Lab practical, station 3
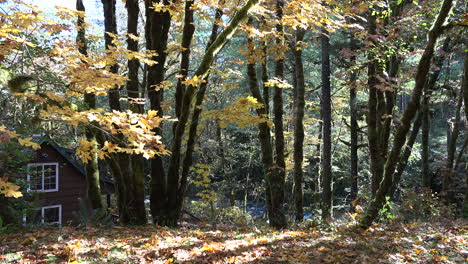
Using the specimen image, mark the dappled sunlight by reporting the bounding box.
[1,220,466,263]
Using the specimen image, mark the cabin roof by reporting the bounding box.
[33,136,113,184]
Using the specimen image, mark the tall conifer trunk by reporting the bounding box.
[349,30,359,210]
[267,0,287,229]
[320,26,332,222]
[293,29,306,222]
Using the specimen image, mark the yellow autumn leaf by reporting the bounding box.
[18,137,41,150]
[0,178,23,198]
[182,75,205,87]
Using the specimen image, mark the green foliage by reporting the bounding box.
[378,196,397,221]
[187,201,254,227]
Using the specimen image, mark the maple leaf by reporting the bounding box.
[18,137,41,150]
[0,177,22,198]
[182,75,206,87]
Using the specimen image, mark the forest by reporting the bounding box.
[0,0,467,263]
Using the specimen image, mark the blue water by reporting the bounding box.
[245,202,313,220]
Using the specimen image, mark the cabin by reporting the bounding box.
[23,137,114,225]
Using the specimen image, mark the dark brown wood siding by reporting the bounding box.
[28,143,86,225]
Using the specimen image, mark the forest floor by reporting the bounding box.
[0,219,467,264]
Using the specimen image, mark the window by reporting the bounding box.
[42,205,61,224]
[27,163,59,192]
[23,205,62,225]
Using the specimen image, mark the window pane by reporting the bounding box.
[29,165,42,191]
[43,165,57,190]
[43,207,60,224]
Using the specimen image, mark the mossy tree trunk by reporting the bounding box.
[246,25,278,227]
[366,10,385,197]
[175,5,223,220]
[146,0,171,225]
[149,0,261,227]
[77,0,103,211]
[422,37,452,188]
[102,0,146,225]
[267,0,287,229]
[126,0,147,224]
[366,1,408,198]
[359,0,454,229]
[390,112,423,198]
[293,28,306,222]
[174,0,195,124]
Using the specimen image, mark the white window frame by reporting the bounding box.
[41,205,62,225]
[22,204,62,225]
[27,162,59,192]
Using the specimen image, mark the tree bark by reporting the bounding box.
[349,29,359,210]
[174,0,195,122]
[268,0,287,229]
[146,0,171,225]
[246,34,275,221]
[422,37,452,188]
[102,0,146,225]
[359,0,453,229]
[126,0,147,224]
[444,88,463,200]
[366,10,385,197]
[321,26,332,222]
[462,49,468,218]
[390,112,423,198]
[77,0,103,211]
[102,0,121,112]
[163,0,262,226]
[174,5,223,222]
[293,28,306,222]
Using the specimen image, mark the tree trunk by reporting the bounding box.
[267,0,287,229]
[421,85,431,188]
[77,0,103,211]
[293,28,306,222]
[126,0,147,224]
[462,49,468,218]
[422,37,452,188]
[245,17,277,225]
[174,0,195,122]
[174,6,223,220]
[102,0,121,112]
[366,10,385,197]
[146,0,171,225]
[162,0,261,226]
[390,112,423,198]
[359,0,453,229]
[320,26,332,222]
[261,40,269,116]
[102,0,146,225]
[444,89,463,200]
[349,29,359,210]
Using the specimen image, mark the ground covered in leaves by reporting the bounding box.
[1,220,467,263]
